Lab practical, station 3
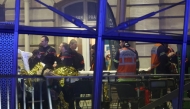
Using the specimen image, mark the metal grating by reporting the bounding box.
[0,32,14,109]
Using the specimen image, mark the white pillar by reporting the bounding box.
[82,38,90,71]
[24,0,30,52]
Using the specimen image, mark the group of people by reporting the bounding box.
[113,40,180,109]
[25,36,86,109]
[19,36,183,109]
[29,36,84,72]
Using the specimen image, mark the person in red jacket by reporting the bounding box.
[114,40,139,81]
[113,40,139,109]
[151,43,171,75]
[150,43,174,109]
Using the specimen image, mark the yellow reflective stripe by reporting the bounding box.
[154,68,156,74]
[114,59,119,63]
[118,78,136,82]
[160,52,165,56]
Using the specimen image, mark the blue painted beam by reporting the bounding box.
[92,0,106,108]
[0,24,189,44]
[0,25,96,38]
[12,0,21,109]
[35,0,95,33]
[105,1,185,34]
[178,0,190,108]
[103,32,184,44]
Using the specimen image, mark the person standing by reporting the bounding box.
[53,42,76,109]
[69,39,84,71]
[39,35,56,70]
[113,40,139,109]
[38,35,56,109]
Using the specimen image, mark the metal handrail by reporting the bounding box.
[0,74,189,79]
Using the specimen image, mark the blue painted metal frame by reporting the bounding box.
[9,0,189,109]
[1,25,190,44]
[178,0,190,108]
[105,0,185,34]
[35,0,95,33]
[92,0,107,108]
[11,0,20,109]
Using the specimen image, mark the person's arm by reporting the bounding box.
[157,46,171,70]
[79,54,85,70]
[114,50,120,69]
[75,53,85,71]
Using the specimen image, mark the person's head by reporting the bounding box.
[69,39,78,50]
[59,42,69,53]
[40,35,49,47]
[162,43,168,47]
[32,49,41,58]
[91,44,95,54]
[120,40,130,48]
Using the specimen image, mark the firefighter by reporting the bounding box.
[69,39,84,71]
[113,40,139,109]
[54,42,75,68]
[151,43,171,75]
[38,35,56,109]
[114,40,139,81]
[69,39,84,109]
[150,43,174,109]
[39,35,56,70]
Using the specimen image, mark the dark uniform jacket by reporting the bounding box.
[151,43,171,74]
[56,51,75,69]
[39,45,56,69]
[70,49,85,71]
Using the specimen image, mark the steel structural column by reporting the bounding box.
[12,0,21,109]
[178,0,190,109]
[92,0,106,109]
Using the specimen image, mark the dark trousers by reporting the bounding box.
[116,82,138,109]
[51,80,79,109]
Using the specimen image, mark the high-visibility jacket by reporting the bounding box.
[151,43,171,74]
[151,43,162,69]
[114,47,138,78]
